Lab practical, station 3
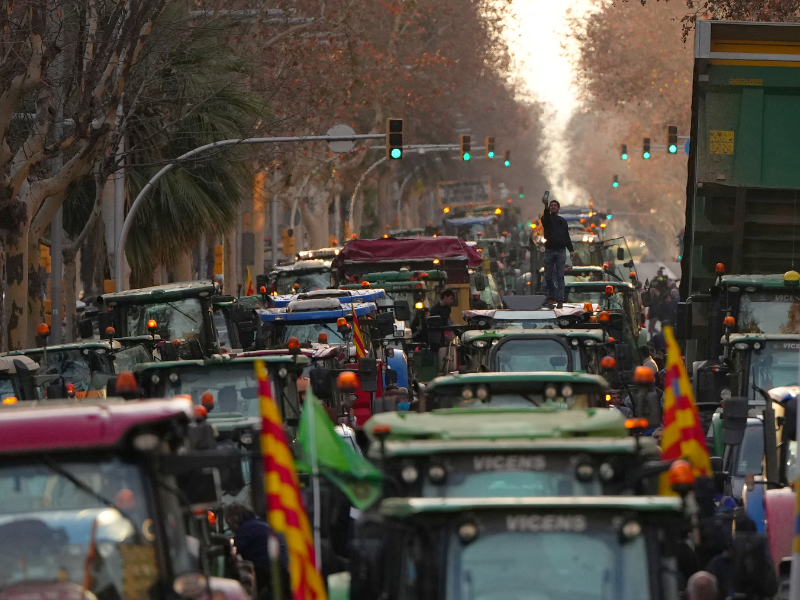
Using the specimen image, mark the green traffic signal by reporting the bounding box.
[504,160,510,167]
[621,144,628,161]
[621,153,628,160]
[643,151,651,159]
[612,181,619,188]
[463,152,471,161]
[391,148,402,159]
[668,144,677,154]
[488,151,495,158]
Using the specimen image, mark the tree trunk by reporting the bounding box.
[300,199,330,249]
[64,254,77,342]
[3,210,30,350]
[173,251,193,282]
[26,234,46,346]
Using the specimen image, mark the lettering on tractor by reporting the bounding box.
[506,514,588,533]
[472,454,546,472]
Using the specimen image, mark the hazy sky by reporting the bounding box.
[506,0,596,204]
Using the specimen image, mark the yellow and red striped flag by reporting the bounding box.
[256,361,327,600]
[659,325,711,494]
[245,267,255,296]
[351,306,367,358]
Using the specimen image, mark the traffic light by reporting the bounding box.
[386,118,403,160]
[612,175,619,188]
[214,245,224,275]
[667,126,677,154]
[607,213,612,220]
[621,145,628,160]
[282,228,295,256]
[503,150,510,167]
[460,135,471,161]
[486,136,495,159]
[643,138,651,159]
[518,187,524,199]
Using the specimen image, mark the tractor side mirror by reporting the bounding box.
[359,358,378,393]
[722,397,749,446]
[617,248,625,261]
[393,301,411,321]
[79,318,94,339]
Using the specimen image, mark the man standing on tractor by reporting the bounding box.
[540,191,574,308]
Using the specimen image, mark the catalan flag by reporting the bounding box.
[659,325,711,494]
[256,361,327,600]
[245,267,255,296]
[351,306,367,358]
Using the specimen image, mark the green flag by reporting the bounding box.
[297,388,383,510]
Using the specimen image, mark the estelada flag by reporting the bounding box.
[659,325,711,494]
[256,361,327,600]
[351,306,367,358]
[245,267,255,296]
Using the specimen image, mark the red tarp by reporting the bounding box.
[332,237,483,268]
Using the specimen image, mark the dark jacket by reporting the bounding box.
[234,516,289,571]
[429,301,452,324]
[541,207,574,252]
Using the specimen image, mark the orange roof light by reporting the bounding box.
[372,424,392,437]
[336,317,348,328]
[600,356,617,369]
[194,405,208,420]
[629,271,636,279]
[2,397,17,405]
[495,207,502,215]
[604,285,614,295]
[483,212,489,217]
[383,234,389,238]
[65,383,76,398]
[37,323,50,336]
[259,286,267,294]
[207,510,217,527]
[292,283,300,291]
[432,259,440,265]
[600,223,607,228]
[502,231,508,236]
[361,281,371,288]
[668,459,696,494]
[507,198,512,203]
[443,206,450,214]
[583,302,593,312]
[351,233,358,239]
[116,371,138,395]
[201,392,215,407]
[633,366,655,384]
[603,263,609,270]
[318,333,328,344]
[607,336,616,344]
[287,337,301,354]
[716,263,725,274]
[724,316,735,327]
[598,311,610,323]
[625,418,649,430]
[147,319,157,331]
[173,339,182,346]
[337,371,359,391]
[105,326,116,337]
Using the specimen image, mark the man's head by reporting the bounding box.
[639,346,652,359]
[440,288,456,305]
[225,502,256,533]
[687,571,718,600]
[548,200,560,214]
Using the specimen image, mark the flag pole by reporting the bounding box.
[789,344,800,600]
[308,394,323,572]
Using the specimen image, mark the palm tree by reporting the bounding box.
[122,11,265,286]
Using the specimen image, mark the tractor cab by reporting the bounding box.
[364,407,662,499]
[422,372,609,411]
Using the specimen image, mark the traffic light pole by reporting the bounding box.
[115,133,384,291]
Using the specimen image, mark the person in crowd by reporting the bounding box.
[429,288,456,324]
[640,346,659,376]
[687,572,719,600]
[540,192,574,308]
[226,503,289,599]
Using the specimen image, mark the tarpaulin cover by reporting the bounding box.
[332,237,482,268]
